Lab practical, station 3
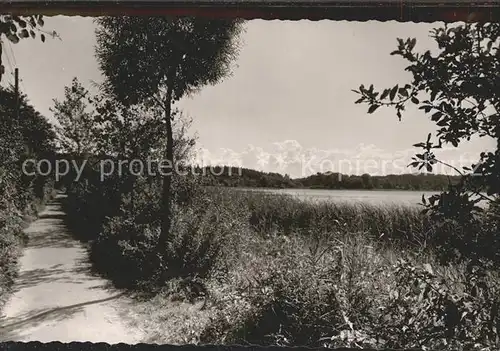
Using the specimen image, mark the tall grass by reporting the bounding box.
[208,187,437,249]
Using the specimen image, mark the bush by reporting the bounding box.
[63,172,124,241]
[0,211,25,301]
[87,176,241,292]
[0,170,56,309]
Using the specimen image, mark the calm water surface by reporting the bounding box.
[240,188,440,207]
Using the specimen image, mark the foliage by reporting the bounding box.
[64,170,500,350]
[353,22,500,265]
[94,16,243,244]
[0,85,56,309]
[91,92,164,159]
[201,165,462,190]
[62,101,202,289]
[0,15,47,82]
[372,259,500,350]
[74,176,237,291]
[94,16,243,105]
[201,221,500,350]
[51,77,97,155]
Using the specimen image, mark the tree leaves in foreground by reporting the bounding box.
[0,15,47,82]
[94,16,243,248]
[353,23,500,265]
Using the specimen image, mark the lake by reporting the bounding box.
[238,188,440,207]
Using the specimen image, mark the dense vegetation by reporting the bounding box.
[0,85,56,308]
[6,17,500,351]
[200,165,461,190]
[62,170,500,349]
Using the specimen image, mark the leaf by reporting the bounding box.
[411,96,419,104]
[426,163,432,172]
[430,90,437,102]
[409,38,417,50]
[380,89,390,100]
[431,112,442,121]
[20,29,29,38]
[41,34,45,42]
[367,104,380,114]
[389,85,398,101]
[17,19,27,28]
[398,87,408,97]
[419,105,432,113]
[6,33,20,44]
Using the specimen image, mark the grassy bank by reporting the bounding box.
[62,176,500,350]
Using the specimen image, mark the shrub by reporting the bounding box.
[0,169,55,309]
[369,258,500,350]
[88,178,241,291]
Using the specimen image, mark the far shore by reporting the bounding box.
[206,186,442,193]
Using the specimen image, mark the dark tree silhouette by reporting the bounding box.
[94,16,243,250]
[353,22,500,264]
[354,23,500,208]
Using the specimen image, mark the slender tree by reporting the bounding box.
[51,77,96,156]
[94,16,243,249]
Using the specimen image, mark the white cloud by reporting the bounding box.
[193,139,486,178]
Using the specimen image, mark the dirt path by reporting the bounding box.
[0,195,145,344]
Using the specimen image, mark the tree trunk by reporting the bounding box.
[158,85,174,251]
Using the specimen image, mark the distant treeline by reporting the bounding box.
[49,156,464,191]
[199,166,463,191]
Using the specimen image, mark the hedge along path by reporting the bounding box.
[0,194,145,344]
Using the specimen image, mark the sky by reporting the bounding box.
[2,16,495,177]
